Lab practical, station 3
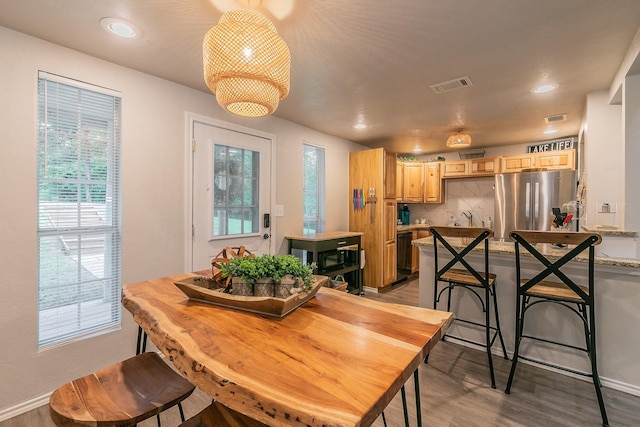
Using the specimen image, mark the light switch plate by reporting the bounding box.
[274,205,284,217]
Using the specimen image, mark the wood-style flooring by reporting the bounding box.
[3,277,639,427]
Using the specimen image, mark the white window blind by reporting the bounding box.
[303,144,325,234]
[37,72,122,349]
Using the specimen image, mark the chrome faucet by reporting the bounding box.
[462,211,472,227]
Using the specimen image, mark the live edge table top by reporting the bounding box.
[122,272,453,427]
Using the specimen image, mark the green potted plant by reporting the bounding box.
[272,255,316,298]
[220,254,315,298]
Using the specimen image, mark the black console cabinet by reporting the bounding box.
[285,231,363,295]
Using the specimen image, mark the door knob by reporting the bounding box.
[263,233,270,239]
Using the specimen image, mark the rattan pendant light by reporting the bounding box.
[446,129,472,148]
[203,9,290,117]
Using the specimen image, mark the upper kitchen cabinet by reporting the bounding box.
[442,157,500,178]
[383,150,397,199]
[402,162,424,202]
[396,161,404,201]
[500,149,575,173]
[424,162,444,203]
[500,153,535,173]
[535,150,575,170]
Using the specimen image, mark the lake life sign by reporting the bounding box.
[527,137,574,153]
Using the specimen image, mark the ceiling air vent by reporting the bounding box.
[544,113,567,124]
[429,76,474,94]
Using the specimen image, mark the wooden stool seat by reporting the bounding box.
[441,268,496,287]
[521,279,588,303]
[180,402,268,427]
[49,352,195,426]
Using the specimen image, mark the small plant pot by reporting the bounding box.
[231,277,253,296]
[275,275,299,298]
[253,278,275,297]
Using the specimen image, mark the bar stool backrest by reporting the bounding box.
[429,226,493,286]
[508,231,602,300]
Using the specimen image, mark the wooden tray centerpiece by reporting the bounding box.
[174,251,324,317]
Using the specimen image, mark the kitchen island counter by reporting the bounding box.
[413,236,640,268]
[416,236,640,394]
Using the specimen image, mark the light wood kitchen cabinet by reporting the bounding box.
[500,149,576,173]
[383,150,397,199]
[402,162,424,202]
[442,160,469,177]
[349,148,397,290]
[469,157,499,175]
[443,157,500,178]
[424,162,444,203]
[383,200,397,286]
[500,153,535,173]
[535,150,575,170]
[396,161,404,201]
[411,229,431,273]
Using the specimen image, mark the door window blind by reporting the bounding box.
[37,72,122,349]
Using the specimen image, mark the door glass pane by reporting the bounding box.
[212,144,259,237]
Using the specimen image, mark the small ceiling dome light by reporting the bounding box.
[543,129,558,135]
[533,83,559,94]
[353,123,367,129]
[447,129,472,148]
[203,9,291,117]
[100,18,141,38]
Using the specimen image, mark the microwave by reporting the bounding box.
[317,249,345,271]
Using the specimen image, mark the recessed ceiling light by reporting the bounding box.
[532,83,559,94]
[412,147,422,153]
[353,123,367,129]
[100,18,141,38]
[543,129,558,135]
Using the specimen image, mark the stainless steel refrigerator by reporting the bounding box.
[494,170,577,240]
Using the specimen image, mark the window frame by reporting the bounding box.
[37,72,122,350]
[302,143,326,234]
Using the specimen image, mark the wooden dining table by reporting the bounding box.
[121,272,453,427]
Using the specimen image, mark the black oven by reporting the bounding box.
[317,249,345,272]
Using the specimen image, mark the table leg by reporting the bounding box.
[414,368,422,427]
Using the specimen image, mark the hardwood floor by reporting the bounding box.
[3,276,639,426]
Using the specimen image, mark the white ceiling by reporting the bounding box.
[2,0,640,154]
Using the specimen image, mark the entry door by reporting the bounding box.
[191,120,273,271]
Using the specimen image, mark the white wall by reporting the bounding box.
[583,91,624,229]
[0,26,364,417]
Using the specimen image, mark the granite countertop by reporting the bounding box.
[397,224,432,232]
[413,236,640,268]
[581,225,637,238]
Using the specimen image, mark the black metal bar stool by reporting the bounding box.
[429,226,508,389]
[505,230,608,427]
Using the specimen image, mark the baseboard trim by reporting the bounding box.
[0,392,52,422]
[442,336,640,397]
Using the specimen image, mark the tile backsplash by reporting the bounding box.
[402,176,495,227]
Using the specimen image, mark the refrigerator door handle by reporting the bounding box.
[533,182,540,226]
[525,182,531,217]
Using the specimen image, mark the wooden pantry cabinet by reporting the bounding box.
[349,148,397,289]
[396,161,404,201]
